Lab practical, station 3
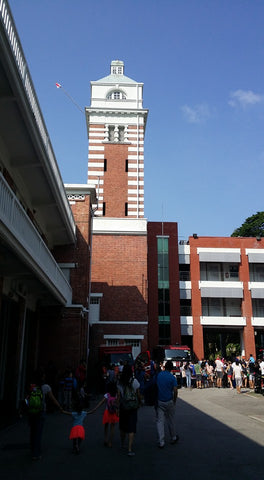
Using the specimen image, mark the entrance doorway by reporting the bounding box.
[203,328,241,361]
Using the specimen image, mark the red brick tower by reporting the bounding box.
[85,61,149,364]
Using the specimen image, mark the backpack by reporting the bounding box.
[107,395,118,415]
[121,381,139,410]
[28,386,43,415]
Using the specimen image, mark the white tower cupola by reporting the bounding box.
[110,60,124,75]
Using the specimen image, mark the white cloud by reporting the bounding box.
[228,89,264,108]
[181,103,211,124]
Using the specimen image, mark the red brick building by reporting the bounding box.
[179,235,264,360]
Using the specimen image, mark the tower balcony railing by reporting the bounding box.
[0,172,72,305]
[0,0,75,236]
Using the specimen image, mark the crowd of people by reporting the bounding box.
[24,353,264,461]
[178,354,264,393]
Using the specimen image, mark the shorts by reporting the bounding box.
[249,374,255,381]
[235,377,242,387]
[216,371,223,379]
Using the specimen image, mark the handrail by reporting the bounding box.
[0,0,75,236]
[0,172,72,305]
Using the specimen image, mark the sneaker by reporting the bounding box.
[128,451,135,456]
[158,443,165,449]
[170,435,179,445]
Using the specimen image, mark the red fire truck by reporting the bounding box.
[136,345,191,382]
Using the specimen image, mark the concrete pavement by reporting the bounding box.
[0,387,264,480]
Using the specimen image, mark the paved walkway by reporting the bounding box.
[0,388,264,480]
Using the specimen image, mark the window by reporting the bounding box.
[180,299,192,316]
[125,340,140,348]
[157,237,170,328]
[106,90,126,100]
[108,126,115,142]
[104,159,107,172]
[102,202,106,216]
[90,298,100,304]
[106,339,119,346]
[125,203,128,216]
[125,159,128,172]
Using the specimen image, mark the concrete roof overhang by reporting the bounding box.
[0,6,76,248]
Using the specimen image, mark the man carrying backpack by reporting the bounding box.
[27,369,62,460]
[156,360,179,449]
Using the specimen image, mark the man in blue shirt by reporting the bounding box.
[156,360,179,448]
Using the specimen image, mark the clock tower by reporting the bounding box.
[85,60,148,218]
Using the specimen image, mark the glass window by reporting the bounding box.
[107,90,126,100]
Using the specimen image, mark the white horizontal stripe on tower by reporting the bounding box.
[127,172,144,177]
[129,140,144,145]
[88,162,105,168]
[88,139,105,143]
[88,132,105,137]
[88,178,104,185]
[88,171,105,176]
[89,145,105,151]
[128,165,144,169]
[128,180,144,186]
[128,147,144,152]
[88,154,105,159]
[128,188,144,194]
[89,127,105,131]
[127,155,144,160]
[127,134,144,139]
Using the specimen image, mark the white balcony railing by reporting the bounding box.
[248,282,264,299]
[199,281,243,298]
[0,172,72,305]
[0,0,75,236]
[200,316,246,327]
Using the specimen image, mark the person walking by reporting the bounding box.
[184,362,192,388]
[117,364,141,456]
[156,360,179,449]
[89,382,119,448]
[233,360,242,394]
[62,395,91,454]
[215,356,224,388]
[27,370,62,460]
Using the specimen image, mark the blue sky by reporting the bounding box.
[9,0,264,239]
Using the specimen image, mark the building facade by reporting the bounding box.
[179,235,264,360]
[0,1,96,417]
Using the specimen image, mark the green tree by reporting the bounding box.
[231,211,264,237]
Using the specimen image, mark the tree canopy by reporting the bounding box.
[231,211,264,237]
